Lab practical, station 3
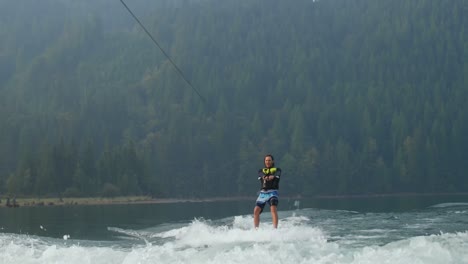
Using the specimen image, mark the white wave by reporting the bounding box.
[430,203,468,208]
[351,232,468,264]
[107,227,151,243]
[150,215,326,248]
[358,229,397,233]
[1,221,468,264]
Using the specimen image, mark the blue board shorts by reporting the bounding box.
[255,190,279,212]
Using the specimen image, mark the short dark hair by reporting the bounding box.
[265,154,274,160]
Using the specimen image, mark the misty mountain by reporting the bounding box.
[0,0,467,198]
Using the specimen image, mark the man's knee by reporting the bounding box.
[254,205,264,215]
[269,197,279,207]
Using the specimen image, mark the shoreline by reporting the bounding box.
[0,196,255,208]
[2,192,468,208]
[313,192,468,199]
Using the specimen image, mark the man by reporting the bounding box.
[253,154,281,229]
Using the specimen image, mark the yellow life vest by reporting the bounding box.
[262,167,277,175]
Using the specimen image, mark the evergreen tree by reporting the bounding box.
[0,0,467,197]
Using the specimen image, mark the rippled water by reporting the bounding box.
[1,198,468,263]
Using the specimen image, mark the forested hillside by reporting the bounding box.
[0,0,467,198]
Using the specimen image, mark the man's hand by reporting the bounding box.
[264,175,275,181]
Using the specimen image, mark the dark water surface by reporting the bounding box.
[1,194,468,241]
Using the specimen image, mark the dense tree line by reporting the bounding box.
[0,0,467,198]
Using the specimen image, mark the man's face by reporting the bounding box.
[264,157,273,168]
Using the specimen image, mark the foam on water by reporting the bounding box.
[430,202,468,208]
[1,213,468,264]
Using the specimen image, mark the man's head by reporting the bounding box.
[264,154,275,168]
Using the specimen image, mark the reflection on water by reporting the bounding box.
[0,194,468,240]
[1,202,468,264]
[0,200,252,240]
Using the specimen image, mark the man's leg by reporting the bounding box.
[270,205,278,228]
[254,205,262,228]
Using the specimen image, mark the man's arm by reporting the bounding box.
[273,168,281,181]
[258,169,266,181]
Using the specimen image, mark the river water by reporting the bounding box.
[1,195,467,263]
